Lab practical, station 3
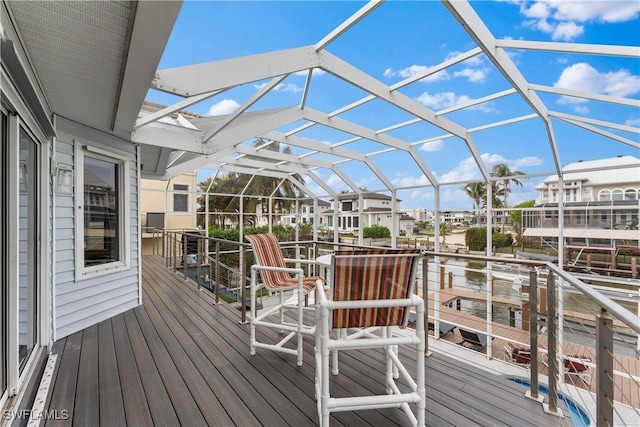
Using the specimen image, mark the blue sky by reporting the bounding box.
[149,1,640,210]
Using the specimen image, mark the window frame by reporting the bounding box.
[74,142,131,280]
[172,184,189,213]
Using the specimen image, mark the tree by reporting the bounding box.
[462,181,486,223]
[196,138,306,229]
[244,138,305,219]
[439,222,450,244]
[491,163,525,207]
[510,200,535,243]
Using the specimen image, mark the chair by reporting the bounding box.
[428,321,456,337]
[458,328,489,350]
[246,233,322,366]
[564,355,592,386]
[504,343,531,368]
[315,249,425,427]
[540,346,592,386]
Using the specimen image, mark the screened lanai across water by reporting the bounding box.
[132,0,639,249]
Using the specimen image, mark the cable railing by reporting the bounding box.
[422,250,639,426]
[148,230,639,426]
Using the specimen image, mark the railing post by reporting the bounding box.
[172,232,177,273]
[215,241,220,305]
[597,308,614,427]
[424,255,430,356]
[183,233,188,282]
[240,244,247,324]
[526,267,542,402]
[197,236,202,291]
[543,273,562,417]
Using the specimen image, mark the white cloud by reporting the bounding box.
[573,105,590,115]
[383,65,449,83]
[554,63,640,103]
[420,139,444,152]
[453,67,489,83]
[207,99,239,116]
[547,1,640,23]
[392,173,431,188]
[520,1,640,41]
[552,21,584,41]
[293,69,327,77]
[254,82,302,93]
[624,117,640,127]
[438,153,543,183]
[522,1,550,19]
[445,51,484,67]
[415,91,494,112]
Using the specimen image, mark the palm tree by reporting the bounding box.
[197,138,306,228]
[462,181,485,224]
[245,138,305,220]
[491,163,525,207]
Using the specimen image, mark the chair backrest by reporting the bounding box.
[459,329,483,346]
[245,233,290,288]
[330,249,421,329]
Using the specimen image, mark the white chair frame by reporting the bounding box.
[247,233,321,366]
[314,251,425,427]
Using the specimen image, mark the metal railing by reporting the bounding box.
[148,230,640,426]
[422,250,639,426]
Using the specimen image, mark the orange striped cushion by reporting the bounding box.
[246,233,320,291]
[331,249,419,328]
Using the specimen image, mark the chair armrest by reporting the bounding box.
[251,264,305,277]
[283,258,321,265]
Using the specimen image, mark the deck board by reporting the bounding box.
[97,319,127,427]
[73,324,99,427]
[43,255,576,426]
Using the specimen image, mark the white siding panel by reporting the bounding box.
[53,118,141,339]
[56,298,139,339]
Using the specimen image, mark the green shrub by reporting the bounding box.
[465,227,486,251]
[363,225,391,238]
[465,227,513,250]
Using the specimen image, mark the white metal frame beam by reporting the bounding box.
[442,0,563,175]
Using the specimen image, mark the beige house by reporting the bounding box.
[140,171,198,254]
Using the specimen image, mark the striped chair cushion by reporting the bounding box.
[246,233,320,291]
[331,249,419,329]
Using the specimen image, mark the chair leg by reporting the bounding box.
[331,329,341,376]
[319,305,330,427]
[250,270,257,356]
[297,287,304,366]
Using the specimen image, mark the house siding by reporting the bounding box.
[53,118,140,340]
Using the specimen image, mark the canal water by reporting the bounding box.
[420,258,638,358]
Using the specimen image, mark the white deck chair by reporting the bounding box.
[315,249,425,427]
[246,233,322,366]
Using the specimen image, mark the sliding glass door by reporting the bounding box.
[1,110,8,400]
[18,126,38,373]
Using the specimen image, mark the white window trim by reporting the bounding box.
[74,142,131,281]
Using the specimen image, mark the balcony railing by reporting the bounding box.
[149,229,640,426]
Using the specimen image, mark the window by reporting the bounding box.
[76,144,130,277]
[173,184,189,212]
[342,201,353,211]
[625,189,638,200]
[599,190,611,201]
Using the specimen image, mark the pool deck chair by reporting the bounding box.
[315,249,425,427]
[246,233,322,366]
[459,328,489,350]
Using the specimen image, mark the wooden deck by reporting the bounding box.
[42,255,575,426]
